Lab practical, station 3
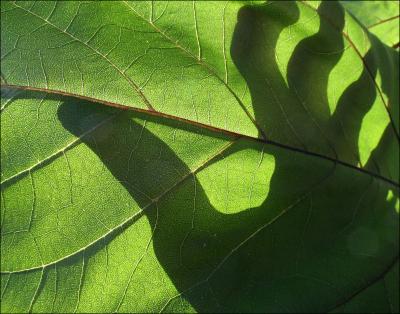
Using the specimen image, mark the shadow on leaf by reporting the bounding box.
[55,1,398,312]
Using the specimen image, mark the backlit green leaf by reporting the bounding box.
[340,0,399,47]
[1,1,399,313]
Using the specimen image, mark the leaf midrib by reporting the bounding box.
[2,84,399,189]
[7,1,265,137]
[121,0,266,139]
[122,0,400,148]
[3,1,398,187]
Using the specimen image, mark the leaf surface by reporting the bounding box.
[1,1,399,313]
[340,0,399,47]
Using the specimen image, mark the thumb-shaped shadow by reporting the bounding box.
[57,98,332,311]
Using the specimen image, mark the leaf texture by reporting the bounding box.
[340,0,400,47]
[1,1,399,313]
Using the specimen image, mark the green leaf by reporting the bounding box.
[1,0,399,160]
[1,1,399,313]
[330,260,399,313]
[340,0,399,47]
